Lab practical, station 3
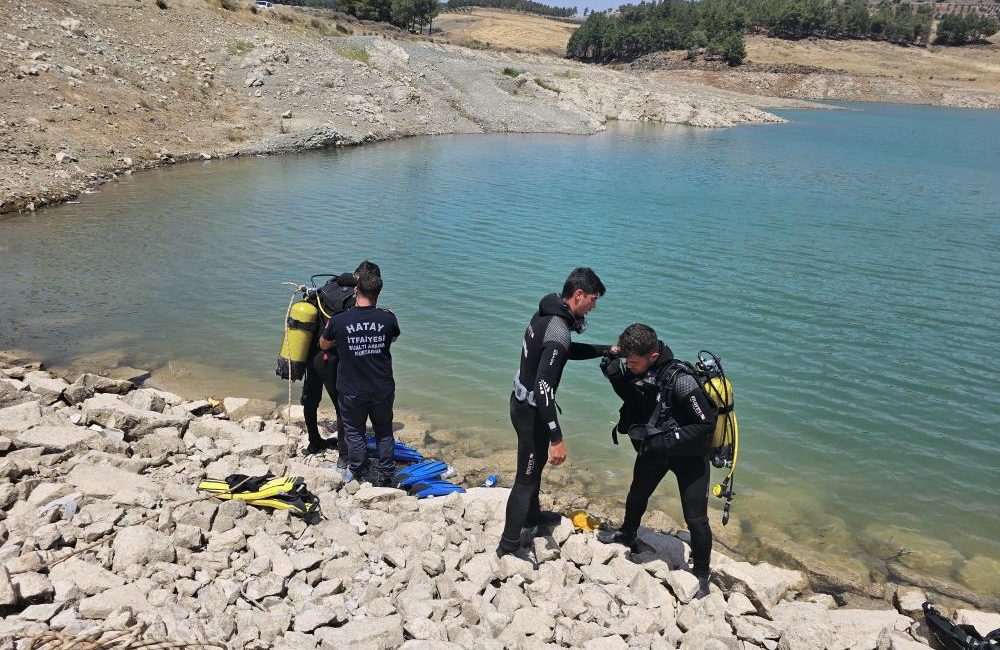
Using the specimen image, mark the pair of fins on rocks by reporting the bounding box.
[392,459,465,498]
[197,474,321,524]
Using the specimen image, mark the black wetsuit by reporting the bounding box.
[301,274,356,453]
[500,293,608,547]
[603,341,717,576]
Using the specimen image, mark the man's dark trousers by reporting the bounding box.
[339,390,395,477]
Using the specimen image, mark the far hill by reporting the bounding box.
[435,7,578,55]
[433,7,1000,105]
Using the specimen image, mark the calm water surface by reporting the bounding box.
[2,103,998,596]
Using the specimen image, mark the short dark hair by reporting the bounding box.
[355,260,381,277]
[561,267,606,299]
[618,323,658,357]
[356,271,383,300]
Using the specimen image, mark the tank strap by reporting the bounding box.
[287,318,318,332]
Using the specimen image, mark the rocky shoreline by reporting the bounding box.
[3,352,1000,649]
[0,0,818,217]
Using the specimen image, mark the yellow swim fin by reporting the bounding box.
[197,474,301,501]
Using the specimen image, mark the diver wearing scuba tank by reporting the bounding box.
[599,323,717,599]
[301,262,380,457]
[498,267,610,557]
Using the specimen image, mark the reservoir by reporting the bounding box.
[2,102,998,600]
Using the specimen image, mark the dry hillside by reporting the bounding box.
[434,8,577,55]
[0,0,812,216]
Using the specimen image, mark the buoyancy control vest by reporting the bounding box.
[634,349,741,525]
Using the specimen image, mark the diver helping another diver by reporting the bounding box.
[278,265,738,598]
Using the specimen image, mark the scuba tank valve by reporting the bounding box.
[712,476,734,526]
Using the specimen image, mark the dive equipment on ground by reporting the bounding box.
[276,297,319,381]
[366,437,424,462]
[393,460,448,488]
[197,474,322,523]
[569,509,601,532]
[924,602,1000,650]
[407,478,466,499]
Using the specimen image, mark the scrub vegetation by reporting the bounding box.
[566,0,998,64]
[535,77,562,92]
[227,39,254,56]
[502,66,524,76]
[333,45,371,64]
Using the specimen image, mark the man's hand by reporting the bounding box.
[549,440,567,466]
[600,351,622,378]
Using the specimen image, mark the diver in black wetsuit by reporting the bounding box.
[301,261,381,459]
[599,323,717,599]
[497,267,610,556]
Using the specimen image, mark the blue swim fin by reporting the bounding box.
[394,461,448,488]
[409,479,465,499]
[365,438,425,463]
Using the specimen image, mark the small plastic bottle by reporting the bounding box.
[482,474,498,488]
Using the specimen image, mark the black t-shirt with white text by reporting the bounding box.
[323,305,400,395]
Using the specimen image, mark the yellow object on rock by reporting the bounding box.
[569,510,601,532]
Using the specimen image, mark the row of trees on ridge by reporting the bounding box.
[567,0,998,64]
[445,0,578,18]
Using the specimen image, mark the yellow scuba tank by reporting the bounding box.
[276,299,318,381]
[694,351,739,526]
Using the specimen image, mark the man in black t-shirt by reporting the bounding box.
[318,270,400,485]
[301,261,381,460]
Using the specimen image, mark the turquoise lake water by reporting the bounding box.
[2,103,998,597]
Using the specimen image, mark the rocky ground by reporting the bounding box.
[3,352,1000,649]
[0,0,814,217]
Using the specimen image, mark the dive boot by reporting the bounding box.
[304,441,327,456]
[695,573,711,599]
[597,529,638,551]
[496,536,520,558]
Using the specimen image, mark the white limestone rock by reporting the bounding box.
[666,568,701,604]
[14,426,103,453]
[112,525,175,571]
[714,561,806,613]
[49,558,125,595]
[956,609,1000,637]
[65,463,154,497]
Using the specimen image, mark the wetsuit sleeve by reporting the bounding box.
[606,370,633,402]
[569,343,611,360]
[535,341,569,443]
[669,374,716,445]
